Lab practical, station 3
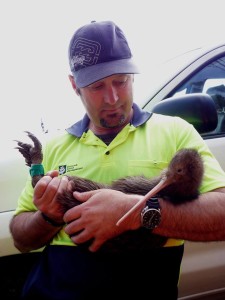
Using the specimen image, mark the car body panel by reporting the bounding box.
[179,241,225,299]
[0,211,20,256]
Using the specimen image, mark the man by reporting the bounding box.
[10,20,225,299]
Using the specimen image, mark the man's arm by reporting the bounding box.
[155,187,225,241]
[10,173,69,252]
[64,187,225,252]
[10,170,225,253]
[9,211,63,252]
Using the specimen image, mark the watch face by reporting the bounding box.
[142,208,161,230]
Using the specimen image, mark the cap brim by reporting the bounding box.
[73,58,139,88]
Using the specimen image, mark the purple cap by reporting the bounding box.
[68,21,139,88]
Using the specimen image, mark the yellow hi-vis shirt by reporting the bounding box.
[15,103,225,247]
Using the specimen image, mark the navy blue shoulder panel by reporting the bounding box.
[66,103,152,137]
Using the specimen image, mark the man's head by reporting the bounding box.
[68,20,139,88]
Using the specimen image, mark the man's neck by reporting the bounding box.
[95,132,119,145]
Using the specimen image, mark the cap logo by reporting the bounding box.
[70,37,101,71]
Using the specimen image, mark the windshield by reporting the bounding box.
[133,47,206,106]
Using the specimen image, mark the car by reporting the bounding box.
[1,42,225,299]
[139,42,225,299]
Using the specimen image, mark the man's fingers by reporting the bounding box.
[58,176,69,194]
[73,189,105,202]
[45,170,59,177]
[63,204,82,223]
[88,238,104,252]
[34,175,54,198]
[34,176,67,201]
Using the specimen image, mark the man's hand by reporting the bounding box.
[33,170,69,224]
[64,189,143,252]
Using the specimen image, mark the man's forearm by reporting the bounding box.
[155,188,225,241]
[10,211,63,252]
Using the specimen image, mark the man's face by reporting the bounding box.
[78,74,134,131]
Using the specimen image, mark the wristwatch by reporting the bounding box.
[141,197,161,230]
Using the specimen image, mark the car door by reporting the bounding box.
[143,46,225,171]
[142,45,225,299]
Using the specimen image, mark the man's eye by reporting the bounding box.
[89,84,103,90]
[116,79,127,86]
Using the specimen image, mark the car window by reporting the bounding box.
[171,56,225,136]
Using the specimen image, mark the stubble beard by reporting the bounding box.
[100,114,126,128]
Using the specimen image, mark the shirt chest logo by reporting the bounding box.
[59,164,83,175]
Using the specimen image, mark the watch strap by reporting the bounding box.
[146,197,160,209]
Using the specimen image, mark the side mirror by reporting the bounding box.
[151,93,218,134]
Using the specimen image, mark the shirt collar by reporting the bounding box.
[66,103,152,137]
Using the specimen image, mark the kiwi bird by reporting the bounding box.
[15,131,204,253]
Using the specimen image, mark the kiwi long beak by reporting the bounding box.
[116,176,171,227]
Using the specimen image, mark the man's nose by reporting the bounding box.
[104,86,119,104]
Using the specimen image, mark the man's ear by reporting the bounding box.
[68,75,80,95]
[68,74,76,89]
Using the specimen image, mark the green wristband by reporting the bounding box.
[29,164,45,177]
